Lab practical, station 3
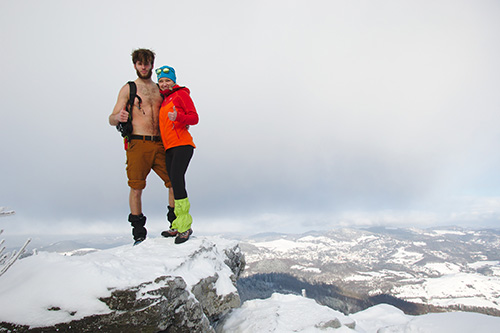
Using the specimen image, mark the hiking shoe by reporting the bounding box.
[161,228,178,238]
[175,229,193,244]
[133,237,145,246]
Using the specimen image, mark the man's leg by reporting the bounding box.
[169,187,174,208]
[129,188,147,242]
[129,188,143,215]
[129,213,147,243]
[125,140,151,243]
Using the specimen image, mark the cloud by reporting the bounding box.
[1,0,500,235]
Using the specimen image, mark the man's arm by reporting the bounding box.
[109,84,130,126]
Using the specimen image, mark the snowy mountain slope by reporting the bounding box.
[221,293,500,333]
[2,232,500,332]
[240,227,500,315]
[0,236,240,328]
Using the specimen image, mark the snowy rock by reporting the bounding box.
[218,293,356,332]
[0,236,245,332]
[192,274,241,324]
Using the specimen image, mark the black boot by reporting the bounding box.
[162,206,178,238]
[129,213,147,245]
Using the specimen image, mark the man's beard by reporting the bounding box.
[136,68,153,79]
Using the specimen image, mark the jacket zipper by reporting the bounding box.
[172,122,180,139]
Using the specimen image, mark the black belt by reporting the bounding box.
[130,135,162,142]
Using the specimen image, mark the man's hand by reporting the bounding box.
[116,108,129,123]
[168,106,177,121]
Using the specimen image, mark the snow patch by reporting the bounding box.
[0,236,238,327]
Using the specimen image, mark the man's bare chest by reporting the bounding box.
[140,87,161,106]
[134,86,162,114]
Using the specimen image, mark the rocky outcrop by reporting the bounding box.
[0,237,245,332]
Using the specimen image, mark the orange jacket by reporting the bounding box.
[159,86,199,150]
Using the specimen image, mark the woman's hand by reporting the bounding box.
[168,106,177,121]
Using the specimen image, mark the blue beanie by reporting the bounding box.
[156,65,176,83]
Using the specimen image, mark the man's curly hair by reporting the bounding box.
[131,48,155,65]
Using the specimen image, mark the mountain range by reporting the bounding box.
[237,226,500,316]
[11,225,500,318]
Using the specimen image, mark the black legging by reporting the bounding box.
[165,145,194,200]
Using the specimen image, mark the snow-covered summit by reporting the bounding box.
[1,231,500,332]
[0,236,243,331]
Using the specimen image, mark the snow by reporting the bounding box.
[250,236,356,254]
[251,239,315,251]
[424,262,462,275]
[1,236,500,332]
[0,236,238,327]
[393,270,500,310]
[345,269,414,282]
[373,310,500,333]
[291,264,322,273]
[387,247,424,265]
[345,271,386,281]
[221,294,500,333]
[350,304,500,333]
[427,230,468,236]
[221,293,355,332]
[469,260,500,269]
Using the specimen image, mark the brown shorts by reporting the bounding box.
[126,139,171,189]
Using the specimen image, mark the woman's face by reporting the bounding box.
[158,78,175,90]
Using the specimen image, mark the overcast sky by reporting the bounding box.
[1,0,500,238]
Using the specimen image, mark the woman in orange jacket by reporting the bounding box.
[156,65,199,244]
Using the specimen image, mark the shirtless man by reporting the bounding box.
[109,48,174,245]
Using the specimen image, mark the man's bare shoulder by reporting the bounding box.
[110,82,132,123]
[118,82,131,98]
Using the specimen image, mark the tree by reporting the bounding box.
[0,207,31,277]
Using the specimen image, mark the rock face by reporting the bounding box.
[0,237,245,332]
